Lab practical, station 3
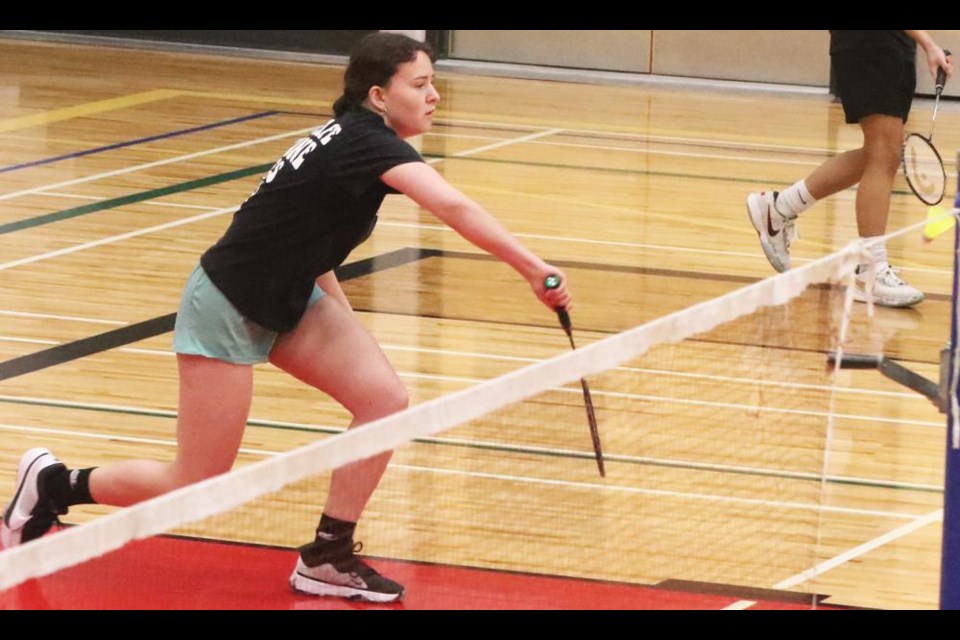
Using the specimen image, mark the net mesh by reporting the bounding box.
[0,234,929,608]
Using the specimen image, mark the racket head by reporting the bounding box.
[902,132,946,205]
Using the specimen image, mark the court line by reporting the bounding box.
[28,191,948,279]
[0,126,313,202]
[44,191,232,212]
[0,310,125,325]
[439,133,824,167]
[0,331,931,403]
[0,165,269,234]
[0,421,930,521]
[431,124,838,156]
[0,345,944,430]
[449,128,563,157]
[2,124,939,278]
[0,111,278,174]
[0,89,182,134]
[378,221,956,279]
[723,601,756,610]
[0,206,236,272]
[0,394,942,493]
[772,508,943,590]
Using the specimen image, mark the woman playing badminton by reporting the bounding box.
[0,32,572,603]
[747,30,952,308]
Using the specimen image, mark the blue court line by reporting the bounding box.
[0,111,279,174]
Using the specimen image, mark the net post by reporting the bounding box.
[941,153,960,609]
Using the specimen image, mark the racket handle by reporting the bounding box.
[544,275,572,331]
[937,50,951,93]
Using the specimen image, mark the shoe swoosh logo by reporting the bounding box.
[766,208,780,237]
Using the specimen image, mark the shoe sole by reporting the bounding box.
[746,195,789,273]
[290,570,403,603]
[852,287,925,308]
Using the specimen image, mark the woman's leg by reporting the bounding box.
[854,113,904,237]
[89,354,253,506]
[270,296,408,522]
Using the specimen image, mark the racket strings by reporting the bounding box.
[903,133,946,205]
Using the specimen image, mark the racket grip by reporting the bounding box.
[937,50,951,92]
[543,275,572,331]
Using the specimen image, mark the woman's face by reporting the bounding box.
[378,51,440,139]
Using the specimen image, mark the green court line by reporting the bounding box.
[0,163,271,235]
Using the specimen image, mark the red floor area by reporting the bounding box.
[0,537,836,610]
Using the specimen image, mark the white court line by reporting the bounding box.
[0,125,556,203]
[40,192,105,201]
[773,508,943,590]
[0,395,940,492]
[6,132,949,277]
[0,127,555,273]
[0,127,314,202]
[44,191,223,212]
[435,130,829,158]
[0,334,942,429]
[379,219,772,261]
[0,206,235,272]
[434,116,841,156]
[377,220,954,277]
[0,331,937,406]
[0,422,930,521]
[0,314,933,404]
[0,310,125,325]
[724,601,756,610]
[450,128,563,157]
[466,136,824,167]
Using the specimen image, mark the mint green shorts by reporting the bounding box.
[172,265,325,365]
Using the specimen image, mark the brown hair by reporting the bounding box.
[333,33,435,117]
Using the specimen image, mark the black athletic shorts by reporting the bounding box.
[831,48,916,124]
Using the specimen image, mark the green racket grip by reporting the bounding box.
[544,275,572,332]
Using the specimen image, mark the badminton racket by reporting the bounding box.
[902,51,951,206]
[544,275,605,477]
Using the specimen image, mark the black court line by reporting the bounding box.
[1,247,948,381]
[0,248,438,383]
[2,247,741,382]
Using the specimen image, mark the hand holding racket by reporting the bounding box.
[545,275,605,477]
[903,50,951,206]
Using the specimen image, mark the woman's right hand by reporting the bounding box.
[531,265,572,312]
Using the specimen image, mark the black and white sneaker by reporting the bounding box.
[290,536,404,603]
[1,448,66,548]
[747,191,798,273]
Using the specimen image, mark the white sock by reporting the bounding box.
[774,180,816,218]
[859,240,889,274]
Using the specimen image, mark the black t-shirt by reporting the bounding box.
[830,30,916,57]
[200,108,424,332]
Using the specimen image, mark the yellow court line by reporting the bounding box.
[0,89,182,133]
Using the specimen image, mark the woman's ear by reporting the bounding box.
[368,86,387,114]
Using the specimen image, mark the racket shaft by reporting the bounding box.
[580,378,605,477]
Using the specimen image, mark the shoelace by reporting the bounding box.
[771,197,800,248]
[875,266,907,287]
[336,541,376,579]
